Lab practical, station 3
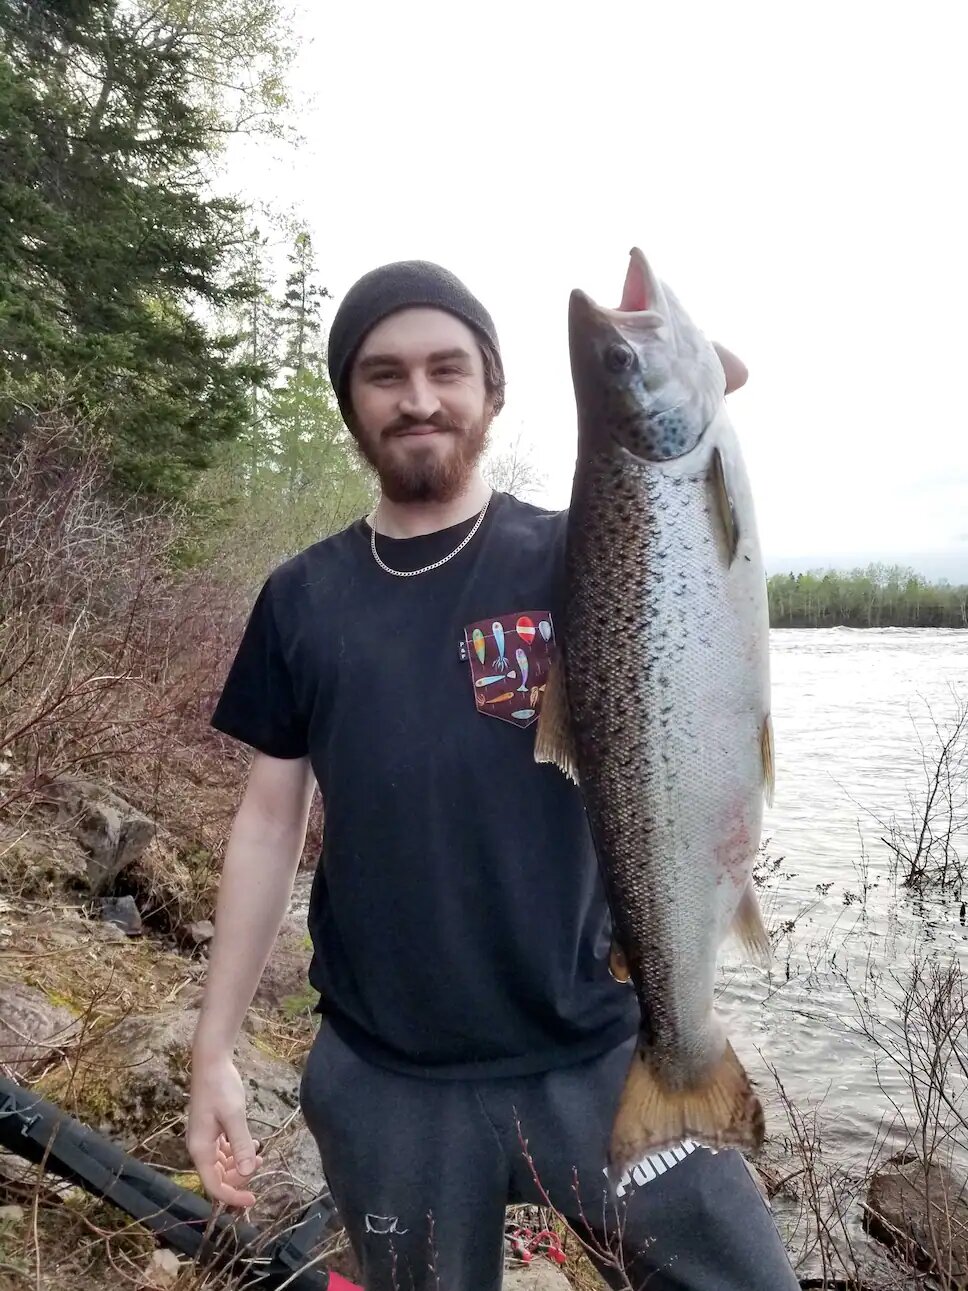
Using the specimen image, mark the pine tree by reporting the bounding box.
[0,0,285,496]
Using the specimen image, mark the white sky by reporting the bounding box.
[232,1,967,574]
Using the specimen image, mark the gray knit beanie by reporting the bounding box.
[326,260,503,423]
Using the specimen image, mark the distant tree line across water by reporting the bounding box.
[767,565,968,629]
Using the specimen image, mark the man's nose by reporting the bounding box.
[398,372,441,422]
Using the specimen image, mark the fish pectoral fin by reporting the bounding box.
[609,1039,765,1177]
[710,445,739,564]
[761,713,775,807]
[731,882,771,966]
[609,939,631,983]
[533,659,579,784]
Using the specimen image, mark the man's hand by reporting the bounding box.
[187,1054,264,1207]
[713,342,748,395]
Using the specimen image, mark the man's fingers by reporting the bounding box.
[220,1156,264,1188]
[194,1156,236,1205]
[713,341,748,395]
[221,1109,258,1178]
[192,1151,258,1208]
[214,1165,258,1208]
[217,1145,264,1175]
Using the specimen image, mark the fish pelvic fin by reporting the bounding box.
[761,713,776,807]
[533,659,579,784]
[609,938,631,983]
[609,1038,765,1177]
[731,882,771,966]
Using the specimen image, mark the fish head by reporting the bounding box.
[569,248,725,463]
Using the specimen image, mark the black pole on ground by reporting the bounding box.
[0,1075,332,1290]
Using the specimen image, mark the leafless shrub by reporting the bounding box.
[845,953,968,1288]
[0,414,276,920]
[762,1064,901,1290]
[853,693,968,897]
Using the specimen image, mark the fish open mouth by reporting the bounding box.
[576,248,749,394]
[570,248,665,332]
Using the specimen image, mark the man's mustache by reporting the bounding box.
[382,412,464,438]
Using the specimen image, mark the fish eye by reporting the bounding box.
[605,344,635,373]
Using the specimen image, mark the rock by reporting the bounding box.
[97,919,129,943]
[254,908,313,1011]
[0,981,79,1077]
[0,823,88,896]
[100,895,143,936]
[865,1152,968,1286]
[188,919,214,945]
[37,1006,324,1229]
[503,1262,573,1290]
[140,1247,182,1287]
[47,775,156,895]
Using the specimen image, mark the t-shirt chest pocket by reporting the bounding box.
[459,610,557,729]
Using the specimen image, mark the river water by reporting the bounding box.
[719,628,968,1274]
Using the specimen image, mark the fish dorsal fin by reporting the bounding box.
[534,659,579,785]
[710,445,739,564]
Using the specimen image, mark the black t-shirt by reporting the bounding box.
[211,490,637,1078]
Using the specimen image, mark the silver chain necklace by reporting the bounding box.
[369,494,492,578]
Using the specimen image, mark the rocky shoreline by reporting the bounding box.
[1,775,964,1291]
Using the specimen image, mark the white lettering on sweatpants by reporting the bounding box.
[608,1140,697,1197]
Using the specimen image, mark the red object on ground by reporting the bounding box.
[327,1274,363,1291]
[531,1229,567,1264]
[506,1223,567,1267]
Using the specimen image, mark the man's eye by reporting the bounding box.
[434,366,463,378]
[371,371,399,384]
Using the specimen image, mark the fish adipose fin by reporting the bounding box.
[610,1040,765,1177]
[710,446,740,564]
[731,882,771,966]
[534,660,579,784]
[761,713,775,807]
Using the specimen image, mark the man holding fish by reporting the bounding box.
[189,255,799,1291]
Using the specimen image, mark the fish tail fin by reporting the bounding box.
[610,1037,764,1177]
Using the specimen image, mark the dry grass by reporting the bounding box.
[0,1183,158,1291]
[0,895,315,1083]
[0,417,326,937]
[0,417,260,902]
[0,418,336,1287]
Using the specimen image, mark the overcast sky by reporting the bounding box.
[232,1,967,576]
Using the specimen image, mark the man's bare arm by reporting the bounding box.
[188,751,316,1205]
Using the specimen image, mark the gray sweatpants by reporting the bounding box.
[300,1024,798,1291]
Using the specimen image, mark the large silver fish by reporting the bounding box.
[536,248,774,1175]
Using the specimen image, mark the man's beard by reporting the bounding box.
[353,410,491,504]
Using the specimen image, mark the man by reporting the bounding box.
[188,261,798,1291]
